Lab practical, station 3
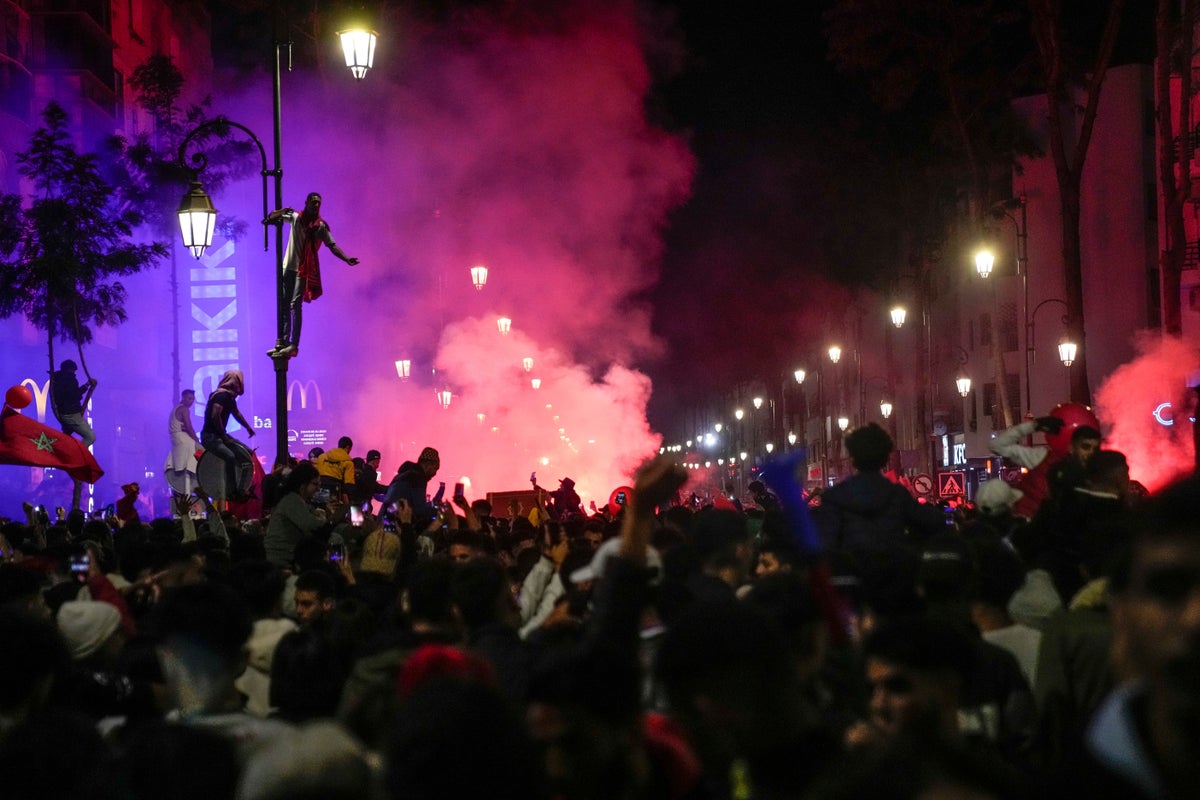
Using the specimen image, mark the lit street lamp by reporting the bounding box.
[337,27,378,80]
[956,372,972,398]
[794,369,806,384]
[828,345,842,364]
[890,306,906,328]
[1058,337,1077,367]
[470,265,488,290]
[880,398,893,419]
[837,415,850,431]
[394,359,411,380]
[497,317,512,335]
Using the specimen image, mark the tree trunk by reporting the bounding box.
[1061,178,1092,404]
[1029,0,1125,408]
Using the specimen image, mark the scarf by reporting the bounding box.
[298,212,327,303]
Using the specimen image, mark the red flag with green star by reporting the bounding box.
[0,407,103,483]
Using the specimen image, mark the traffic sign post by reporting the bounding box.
[913,473,933,496]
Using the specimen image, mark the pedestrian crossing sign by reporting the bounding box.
[938,471,965,497]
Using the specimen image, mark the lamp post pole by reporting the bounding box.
[177,118,286,464]
[270,29,289,467]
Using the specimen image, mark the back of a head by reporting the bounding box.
[0,610,68,715]
[449,558,507,630]
[970,537,1026,611]
[918,533,977,606]
[862,615,974,683]
[1086,449,1128,489]
[284,461,319,494]
[655,598,794,716]
[743,571,823,661]
[387,678,542,800]
[689,508,748,567]
[229,560,286,618]
[0,564,43,609]
[337,436,353,451]
[150,583,252,666]
[268,629,344,722]
[405,559,457,626]
[295,569,337,600]
[845,423,893,472]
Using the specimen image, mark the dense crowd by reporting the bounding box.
[0,422,1197,800]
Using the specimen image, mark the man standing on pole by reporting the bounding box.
[264,192,359,359]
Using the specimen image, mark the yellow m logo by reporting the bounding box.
[287,379,323,411]
[21,378,51,423]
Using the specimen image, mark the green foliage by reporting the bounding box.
[106,54,256,239]
[0,101,168,347]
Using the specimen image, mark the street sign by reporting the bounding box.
[913,473,934,496]
[938,471,966,497]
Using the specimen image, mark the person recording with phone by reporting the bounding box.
[264,461,333,569]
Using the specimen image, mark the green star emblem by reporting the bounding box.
[31,432,57,453]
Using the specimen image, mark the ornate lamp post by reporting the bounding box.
[176,16,377,466]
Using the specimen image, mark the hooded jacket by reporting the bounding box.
[813,472,944,554]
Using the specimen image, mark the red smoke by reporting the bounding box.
[1094,333,1199,492]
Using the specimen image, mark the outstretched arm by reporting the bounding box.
[328,244,359,266]
[264,207,295,224]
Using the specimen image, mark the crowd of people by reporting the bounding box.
[0,412,1197,800]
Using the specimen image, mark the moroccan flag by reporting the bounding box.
[0,407,104,483]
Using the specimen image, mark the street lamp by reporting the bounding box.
[974,249,995,278]
[177,180,219,258]
[394,359,411,380]
[794,368,806,384]
[788,432,797,445]
[497,317,512,335]
[470,265,488,290]
[753,396,763,410]
[837,415,850,431]
[522,357,533,372]
[714,422,723,432]
[735,408,744,421]
[765,443,774,454]
[437,388,452,409]
[338,27,378,80]
[880,398,893,419]
[828,345,842,364]
[890,306,907,328]
[1058,337,1077,367]
[531,378,541,390]
[956,372,972,398]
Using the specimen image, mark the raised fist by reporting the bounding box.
[1035,416,1065,435]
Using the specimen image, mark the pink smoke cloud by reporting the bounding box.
[1094,333,1199,492]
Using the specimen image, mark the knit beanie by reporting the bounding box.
[57,600,121,660]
